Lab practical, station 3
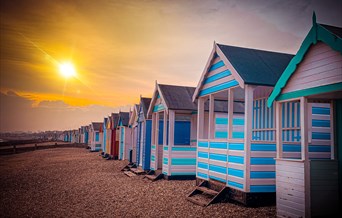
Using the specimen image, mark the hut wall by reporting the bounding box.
[281,42,342,94]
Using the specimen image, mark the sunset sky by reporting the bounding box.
[1,0,341,132]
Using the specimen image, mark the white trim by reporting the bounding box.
[193,42,217,102]
[276,102,283,159]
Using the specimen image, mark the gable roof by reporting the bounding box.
[129,104,140,125]
[141,97,151,117]
[217,44,294,86]
[158,84,197,111]
[193,42,294,100]
[267,13,342,107]
[118,112,129,126]
[111,113,119,129]
[92,122,102,131]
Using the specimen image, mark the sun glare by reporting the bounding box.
[59,62,76,78]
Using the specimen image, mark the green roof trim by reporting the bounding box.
[267,13,342,107]
[276,83,342,101]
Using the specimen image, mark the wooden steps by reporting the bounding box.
[143,170,164,182]
[130,167,146,175]
[186,180,227,207]
[121,163,137,171]
[124,171,136,177]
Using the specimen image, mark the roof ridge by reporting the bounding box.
[217,43,294,56]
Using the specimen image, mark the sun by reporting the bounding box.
[59,62,76,78]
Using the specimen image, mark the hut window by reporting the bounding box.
[252,98,276,142]
[95,132,99,141]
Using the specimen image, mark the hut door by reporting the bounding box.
[139,124,144,166]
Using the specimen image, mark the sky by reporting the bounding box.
[0,0,341,132]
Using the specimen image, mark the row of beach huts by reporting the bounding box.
[62,15,341,217]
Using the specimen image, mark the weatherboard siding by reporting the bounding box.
[215,113,245,140]
[281,42,342,95]
[163,146,197,176]
[199,54,239,97]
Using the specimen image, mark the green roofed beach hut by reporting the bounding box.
[267,14,341,217]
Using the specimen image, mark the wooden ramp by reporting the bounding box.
[186,180,227,207]
[130,167,146,175]
[124,171,137,177]
[143,170,164,182]
[121,163,137,172]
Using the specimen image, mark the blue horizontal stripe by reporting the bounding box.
[198,141,209,148]
[163,146,168,151]
[209,175,226,183]
[283,144,301,152]
[228,155,244,164]
[210,142,227,149]
[216,117,228,125]
[172,147,196,151]
[250,157,275,165]
[228,143,244,150]
[197,172,208,179]
[250,171,275,179]
[151,155,155,161]
[209,153,227,162]
[209,164,226,174]
[250,185,276,193]
[309,145,331,152]
[153,104,165,112]
[232,132,244,139]
[198,162,208,169]
[233,118,244,125]
[312,132,330,140]
[215,118,244,125]
[171,158,196,165]
[208,60,224,72]
[151,145,156,150]
[312,119,330,127]
[312,107,330,115]
[251,144,276,151]
[228,168,244,178]
[227,181,244,189]
[215,131,227,138]
[198,151,209,159]
[163,158,168,165]
[199,80,239,96]
[204,69,231,84]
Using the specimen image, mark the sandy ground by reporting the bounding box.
[0,148,275,217]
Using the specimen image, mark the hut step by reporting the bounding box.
[124,171,136,177]
[186,180,227,207]
[130,167,146,175]
[121,163,137,171]
[143,170,163,181]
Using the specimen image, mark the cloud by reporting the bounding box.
[0,91,126,132]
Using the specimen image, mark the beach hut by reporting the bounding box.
[129,104,140,164]
[267,15,341,217]
[189,41,294,206]
[117,112,131,160]
[108,113,119,159]
[89,122,103,152]
[146,83,198,180]
[136,97,152,171]
[101,117,108,156]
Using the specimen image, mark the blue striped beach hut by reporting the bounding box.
[89,122,103,152]
[191,41,294,205]
[117,112,131,160]
[147,83,198,179]
[136,97,152,171]
[268,14,341,217]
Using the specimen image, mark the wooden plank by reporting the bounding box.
[277,198,305,214]
[209,95,215,139]
[276,102,283,158]
[228,88,234,139]
[277,175,305,187]
[276,180,304,192]
[276,185,305,198]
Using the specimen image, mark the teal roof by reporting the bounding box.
[267,13,342,107]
